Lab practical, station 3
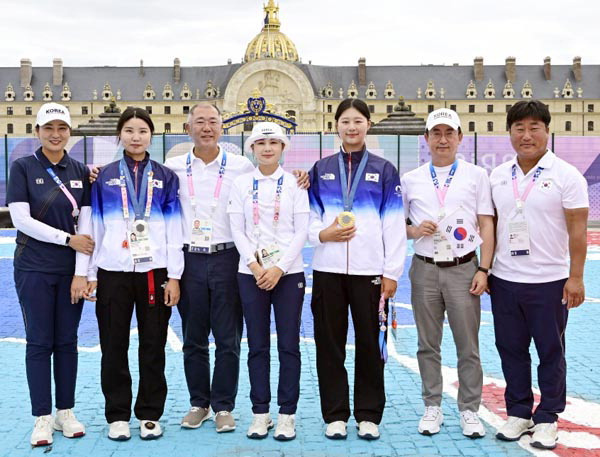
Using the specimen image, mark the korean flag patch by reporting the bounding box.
[365,173,379,183]
[70,180,83,188]
[153,179,163,189]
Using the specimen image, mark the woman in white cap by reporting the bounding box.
[85,107,183,441]
[227,122,309,441]
[307,98,407,440]
[6,103,94,446]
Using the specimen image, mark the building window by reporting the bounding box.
[7,107,13,115]
[487,121,494,132]
[386,105,393,113]
[588,121,594,132]
[327,121,333,131]
[506,104,512,113]
[565,104,572,113]
[468,121,475,132]
[164,123,171,133]
[327,104,332,113]
[164,106,171,115]
[26,123,33,134]
[81,106,88,115]
[7,123,13,134]
[146,106,152,114]
[26,107,32,115]
[450,104,457,112]
[468,105,475,113]
[183,106,190,114]
[588,104,594,113]
[487,104,493,113]
[368,105,375,113]
[565,121,572,132]
[427,105,434,113]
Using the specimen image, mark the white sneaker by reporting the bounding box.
[418,406,443,435]
[54,409,85,438]
[495,416,534,441]
[460,410,485,438]
[530,422,558,450]
[140,420,162,440]
[247,413,273,439]
[31,415,54,446]
[274,414,296,441]
[325,420,347,440]
[357,421,380,440]
[108,421,131,441]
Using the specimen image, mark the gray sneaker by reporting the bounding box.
[215,411,236,433]
[181,407,212,429]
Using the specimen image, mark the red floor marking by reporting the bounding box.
[476,382,600,456]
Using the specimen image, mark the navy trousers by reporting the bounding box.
[177,247,243,412]
[238,272,305,415]
[490,275,569,424]
[14,269,83,416]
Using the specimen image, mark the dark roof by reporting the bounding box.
[1,61,597,101]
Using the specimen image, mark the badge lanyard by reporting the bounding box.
[252,175,284,247]
[118,158,153,223]
[378,293,388,363]
[34,152,80,228]
[429,160,458,211]
[338,149,369,212]
[511,164,544,210]
[186,151,227,217]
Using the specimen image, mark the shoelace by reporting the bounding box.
[59,409,75,422]
[536,423,555,433]
[461,411,479,424]
[35,416,53,429]
[216,411,231,418]
[423,407,441,421]
[280,415,294,427]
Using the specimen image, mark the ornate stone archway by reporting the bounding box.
[223,60,317,130]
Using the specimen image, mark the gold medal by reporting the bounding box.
[338,211,356,228]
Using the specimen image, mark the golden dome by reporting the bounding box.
[244,0,299,63]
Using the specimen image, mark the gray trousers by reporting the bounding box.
[409,255,483,412]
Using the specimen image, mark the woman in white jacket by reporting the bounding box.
[227,122,309,441]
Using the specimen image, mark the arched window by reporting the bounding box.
[487,121,494,132]
[588,121,594,132]
[565,121,572,132]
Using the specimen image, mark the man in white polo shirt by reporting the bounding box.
[401,108,494,438]
[490,100,588,450]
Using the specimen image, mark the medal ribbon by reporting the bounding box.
[252,175,284,245]
[429,160,458,208]
[186,151,227,217]
[119,158,153,222]
[511,164,544,209]
[338,149,369,212]
[378,293,388,363]
[34,152,80,227]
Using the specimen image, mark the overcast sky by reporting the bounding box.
[3,0,596,68]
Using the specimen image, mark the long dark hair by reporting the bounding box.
[334,98,371,122]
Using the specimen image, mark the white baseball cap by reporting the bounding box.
[244,122,291,153]
[35,102,72,128]
[426,108,461,131]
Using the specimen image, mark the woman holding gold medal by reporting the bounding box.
[307,98,407,440]
[227,122,309,441]
[86,107,183,441]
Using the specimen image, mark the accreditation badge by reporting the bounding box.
[433,231,454,262]
[255,243,282,269]
[508,212,531,256]
[337,211,356,228]
[129,220,152,264]
[189,218,213,254]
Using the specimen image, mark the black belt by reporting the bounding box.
[183,242,236,254]
[414,251,476,268]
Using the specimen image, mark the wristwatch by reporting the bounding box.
[65,235,71,246]
[477,266,490,274]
